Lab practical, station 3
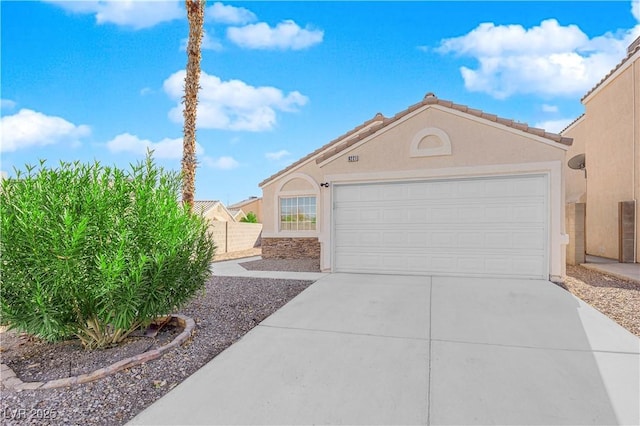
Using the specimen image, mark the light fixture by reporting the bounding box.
[320,182,330,188]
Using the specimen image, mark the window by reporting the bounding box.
[280,196,316,231]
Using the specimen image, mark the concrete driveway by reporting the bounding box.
[130,274,640,425]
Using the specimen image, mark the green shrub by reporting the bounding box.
[0,155,215,349]
[240,211,258,223]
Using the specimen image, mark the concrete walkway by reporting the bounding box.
[210,256,328,281]
[130,273,640,425]
[582,255,640,283]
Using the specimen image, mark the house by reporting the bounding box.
[259,92,572,281]
[229,196,263,222]
[228,209,247,222]
[192,200,239,223]
[562,36,639,263]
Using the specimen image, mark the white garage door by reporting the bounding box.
[333,174,548,279]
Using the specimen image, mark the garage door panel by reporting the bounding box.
[382,209,406,222]
[336,228,546,251]
[333,175,548,279]
[512,231,545,249]
[337,252,547,278]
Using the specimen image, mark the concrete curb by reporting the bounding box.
[1,314,195,391]
[580,263,640,283]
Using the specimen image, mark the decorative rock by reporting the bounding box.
[0,314,195,390]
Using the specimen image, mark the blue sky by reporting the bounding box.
[2,1,639,205]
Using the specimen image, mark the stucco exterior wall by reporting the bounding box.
[242,199,263,222]
[572,54,639,261]
[320,108,565,173]
[230,198,263,222]
[563,117,587,204]
[261,104,568,278]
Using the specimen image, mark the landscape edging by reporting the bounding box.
[0,314,195,391]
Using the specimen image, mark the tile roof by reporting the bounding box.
[259,93,573,187]
[581,35,640,102]
[559,113,585,135]
[192,200,220,215]
[228,196,261,209]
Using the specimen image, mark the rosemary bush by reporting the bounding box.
[0,156,215,349]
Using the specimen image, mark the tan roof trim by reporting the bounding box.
[259,92,573,187]
[559,113,585,135]
[581,37,640,103]
[258,112,386,187]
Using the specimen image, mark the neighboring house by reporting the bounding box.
[228,209,247,222]
[229,196,263,223]
[259,92,572,281]
[562,36,639,263]
[192,200,238,222]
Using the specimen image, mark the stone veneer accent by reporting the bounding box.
[262,237,321,260]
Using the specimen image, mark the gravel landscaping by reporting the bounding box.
[562,265,640,338]
[0,275,312,425]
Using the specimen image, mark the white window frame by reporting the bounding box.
[279,195,317,231]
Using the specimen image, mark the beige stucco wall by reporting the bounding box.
[564,53,639,261]
[261,104,568,278]
[241,198,263,222]
[281,178,314,191]
[230,198,263,222]
[563,118,587,204]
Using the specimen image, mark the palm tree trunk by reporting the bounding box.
[182,0,206,212]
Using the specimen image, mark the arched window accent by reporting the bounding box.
[274,173,320,234]
[410,127,452,157]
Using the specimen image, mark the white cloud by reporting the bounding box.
[140,87,153,96]
[227,20,324,50]
[181,30,223,52]
[207,2,256,25]
[106,133,204,159]
[633,0,640,22]
[438,17,640,99]
[1,109,90,153]
[541,104,559,113]
[534,118,574,133]
[163,70,308,132]
[47,0,182,30]
[106,133,238,171]
[265,150,291,161]
[202,156,239,170]
[1,99,16,110]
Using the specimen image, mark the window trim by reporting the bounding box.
[271,173,321,237]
